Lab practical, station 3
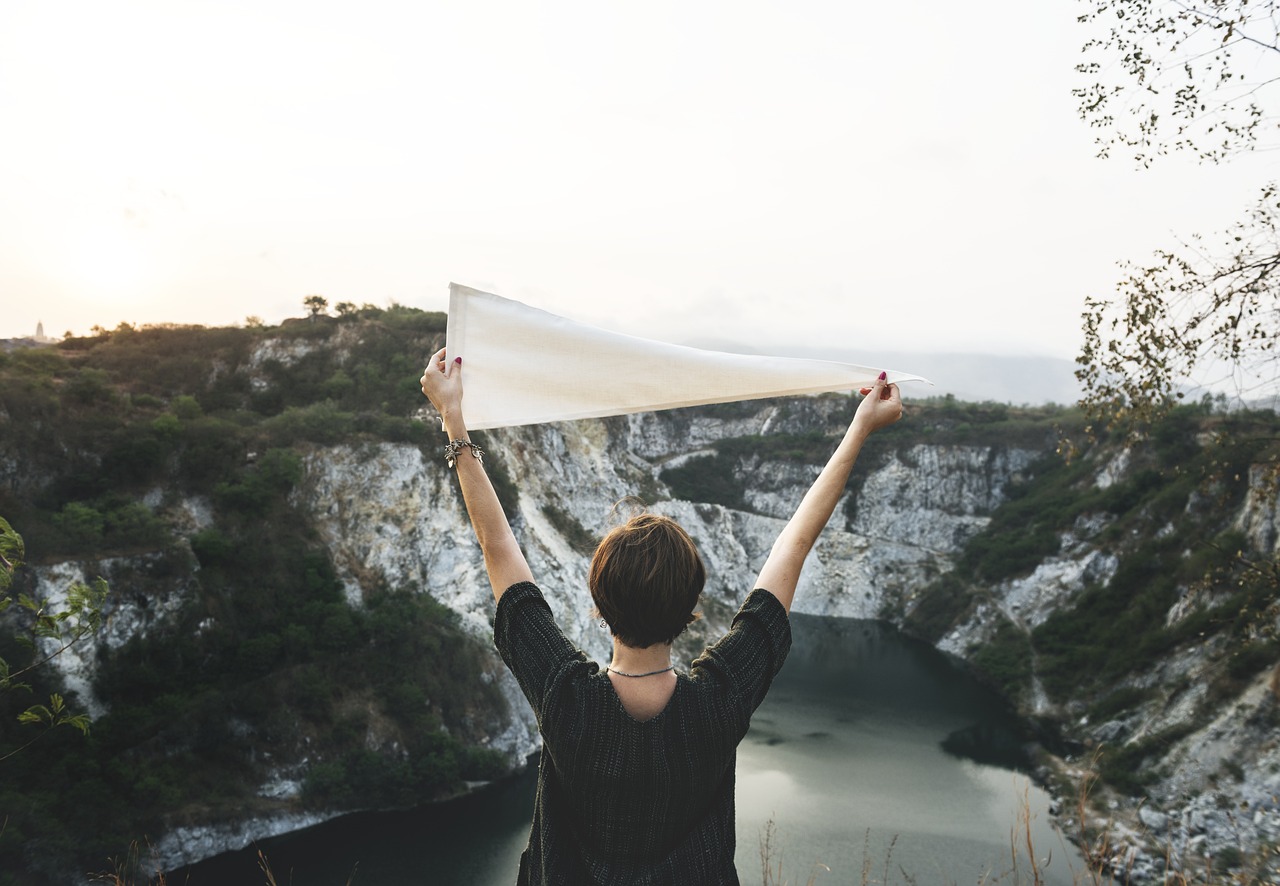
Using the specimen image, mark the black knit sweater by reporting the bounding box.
[494,582,792,885]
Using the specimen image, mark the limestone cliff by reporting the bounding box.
[4,318,1277,883]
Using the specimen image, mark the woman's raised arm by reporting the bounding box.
[754,373,902,612]
[420,348,533,603]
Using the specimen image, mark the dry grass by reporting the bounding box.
[758,817,831,886]
[757,795,1054,886]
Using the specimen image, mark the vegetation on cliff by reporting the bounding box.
[0,307,507,884]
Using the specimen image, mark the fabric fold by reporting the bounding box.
[444,284,931,430]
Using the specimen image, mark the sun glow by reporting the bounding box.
[62,220,153,303]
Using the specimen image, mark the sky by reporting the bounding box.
[0,0,1272,361]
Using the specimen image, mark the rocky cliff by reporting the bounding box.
[2,316,1277,883]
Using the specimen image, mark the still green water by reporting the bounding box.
[174,615,1080,885]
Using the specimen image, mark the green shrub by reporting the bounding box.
[55,502,104,546]
[102,501,168,547]
[261,401,355,444]
[660,453,745,509]
[171,395,203,420]
[151,412,181,438]
[1097,723,1196,795]
[1089,686,1153,722]
[190,528,234,568]
[962,524,1060,582]
[176,416,246,490]
[131,392,164,409]
[969,616,1033,699]
[64,367,115,405]
[905,573,975,643]
[99,433,165,486]
[1226,640,1279,680]
[11,346,70,376]
[322,368,356,400]
[214,448,302,516]
[235,633,283,678]
[370,414,428,442]
[381,305,447,333]
[542,504,599,554]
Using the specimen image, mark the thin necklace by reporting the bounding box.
[606,664,675,678]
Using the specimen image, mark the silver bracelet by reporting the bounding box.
[444,439,485,469]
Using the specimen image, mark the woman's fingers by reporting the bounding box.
[421,348,447,397]
[855,376,902,431]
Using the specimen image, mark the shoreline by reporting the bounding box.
[156,759,539,880]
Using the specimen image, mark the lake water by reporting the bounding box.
[174,615,1082,885]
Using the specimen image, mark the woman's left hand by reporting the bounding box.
[420,347,464,420]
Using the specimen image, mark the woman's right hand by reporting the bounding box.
[420,347,464,422]
[853,373,902,434]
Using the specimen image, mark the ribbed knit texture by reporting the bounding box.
[494,582,792,886]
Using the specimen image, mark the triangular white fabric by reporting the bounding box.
[444,284,931,430]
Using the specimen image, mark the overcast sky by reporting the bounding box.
[0,0,1271,360]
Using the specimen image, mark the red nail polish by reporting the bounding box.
[878,371,887,381]
[455,357,462,365]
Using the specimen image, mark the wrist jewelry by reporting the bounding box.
[444,439,485,469]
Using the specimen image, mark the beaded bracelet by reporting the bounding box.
[444,439,485,469]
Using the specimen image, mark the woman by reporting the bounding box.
[420,349,902,885]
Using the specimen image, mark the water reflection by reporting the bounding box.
[734,614,1076,885]
[169,768,535,885]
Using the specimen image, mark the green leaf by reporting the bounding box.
[63,714,91,736]
[0,515,24,574]
[18,706,50,726]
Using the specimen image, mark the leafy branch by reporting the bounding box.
[0,694,90,763]
[1077,183,1280,438]
[1074,0,1280,166]
[0,515,107,761]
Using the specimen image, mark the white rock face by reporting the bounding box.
[30,554,194,718]
[1094,448,1131,490]
[998,547,1119,629]
[1235,464,1280,554]
[848,444,1038,552]
[152,810,332,871]
[298,425,1045,641]
[28,562,104,716]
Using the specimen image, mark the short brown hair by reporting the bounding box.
[589,513,704,648]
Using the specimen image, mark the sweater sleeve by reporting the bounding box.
[493,581,586,722]
[690,587,792,719]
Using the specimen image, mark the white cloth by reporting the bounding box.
[444,284,931,430]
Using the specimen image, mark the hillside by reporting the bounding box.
[1,311,1278,883]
